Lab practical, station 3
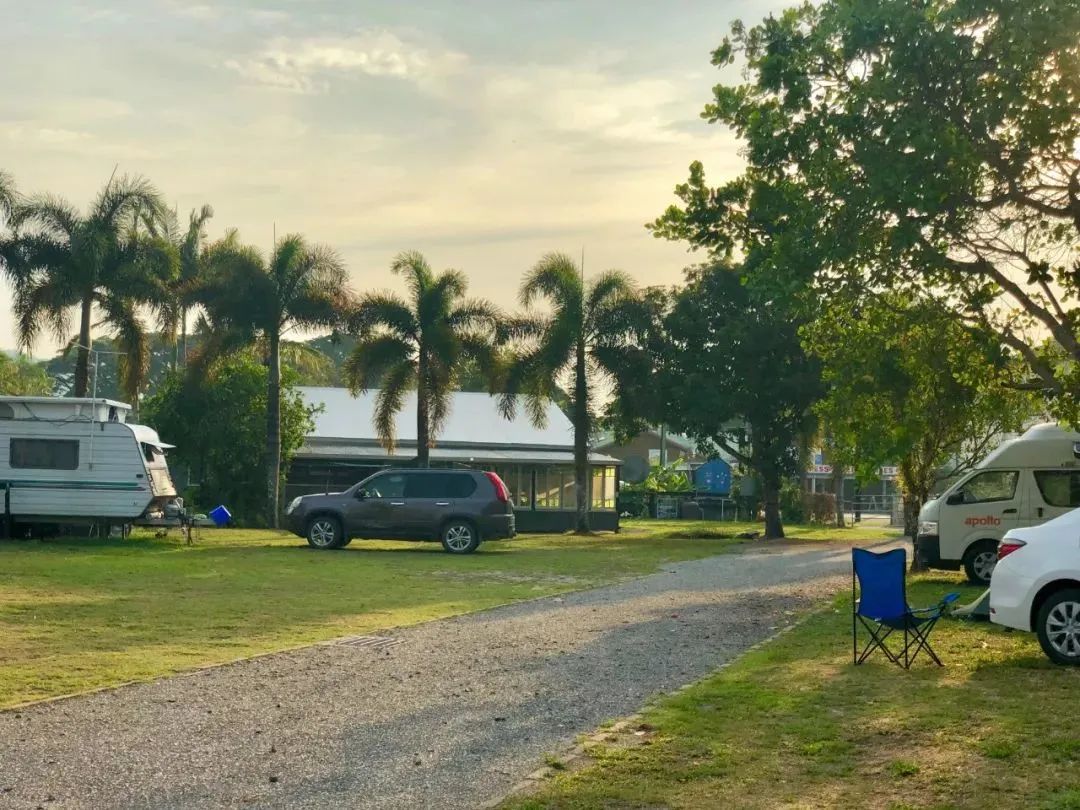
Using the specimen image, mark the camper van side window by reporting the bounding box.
[957,470,1018,504]
[1033,471,1080,508]
[10,438,79,470]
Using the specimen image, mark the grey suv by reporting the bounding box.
[285,468,515,553]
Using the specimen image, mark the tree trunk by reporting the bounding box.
[762,472,785,540]
[73,293,93,397]
[266,330,282,528]
[176,307,188,371]
[416,345,430,468]
[832,461,846,528]
[573,335,590,534]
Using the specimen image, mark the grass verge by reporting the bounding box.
[0,519,896,710]
[505,575,1080,810]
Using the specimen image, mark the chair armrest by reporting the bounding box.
[910,593,961,615]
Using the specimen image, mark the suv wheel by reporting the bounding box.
[1037,589,1080,666]
[441,520,480,554]
[307,516,344,550]
[963,540,997,586]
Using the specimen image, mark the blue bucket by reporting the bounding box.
[208,505,232,528]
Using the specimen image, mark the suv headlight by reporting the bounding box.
[285,496,303,515]
[918,521,938,536]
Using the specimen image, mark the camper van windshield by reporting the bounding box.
[956,470,1018,504]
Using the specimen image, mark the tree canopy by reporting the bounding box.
[687,0,1080,413]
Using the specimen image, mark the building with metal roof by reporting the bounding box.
[285,387,621,532]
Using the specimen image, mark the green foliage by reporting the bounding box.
[142,354,315,526]
[778,479,806,524]
[344,250,500,464]
[690,0,1080,411]
[0,352,51,395]
[804,291,1037,534]
[614,264,821,539]
[623,462,692,494]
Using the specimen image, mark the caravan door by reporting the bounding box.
[1030,469,1080,525]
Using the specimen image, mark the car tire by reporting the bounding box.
[1036,589,1080,666]
[963,540,998,586]
[306,515,345,550]
[441,520,480,554]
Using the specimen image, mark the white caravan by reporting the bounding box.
[0,396,177,529]
[916,423,1080,586]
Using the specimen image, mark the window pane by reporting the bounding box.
[959,471,1018,504]
[368,473,406,498]
[1034,471,1080,508]
[591,467,605,509]
[604,466,617,509]
[10,438,79,470]
[447,474,477,498]
[560,468,576,511]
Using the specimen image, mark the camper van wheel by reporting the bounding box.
[306,516,344,550]
[963,540,998,586]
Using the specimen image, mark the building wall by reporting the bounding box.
[597,433,699,483]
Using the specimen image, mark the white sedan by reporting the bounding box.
[990,506,1080,665]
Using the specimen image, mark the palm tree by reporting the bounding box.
[0,170,15,221]
[195,231,352,526]
[343,250,500,467]
[152,204,214,369]
[501,252,640,533]
[2,174,176,400]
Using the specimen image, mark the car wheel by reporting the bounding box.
[963,540,997,586]
[306,516,344,549]
[1036,589,1080,666]
[441,520,480,554]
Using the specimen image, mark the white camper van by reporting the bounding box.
[0,396,178,531]
[916,423,1080,585]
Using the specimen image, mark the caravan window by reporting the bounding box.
[10,438,79,470]
[1034,470,1080,508]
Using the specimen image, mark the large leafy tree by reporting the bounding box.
[657,264,820,540]
[344,250,499,466]
[1,174,176,401]
[500,252,640,533]
[0,352,52,396]
[690,0,1080,414]
[144,353,316,526]
[194,231,352,526]
[805,292,1037,559]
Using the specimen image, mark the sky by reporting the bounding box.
[0,0,784,355]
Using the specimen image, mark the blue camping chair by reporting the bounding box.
[852,547,960,669]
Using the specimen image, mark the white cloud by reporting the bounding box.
[225,29,467,93]
[165,3,222,22]
[3,125,92,146]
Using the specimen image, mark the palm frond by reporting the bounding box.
[520,252,582,310]
[373,361,415,454]
[14,193,81,239]
[390,250,434,300]
[343,334,414,394]
[0,170,17,220]
[90,174,167,232]
[446,298,500,331]
[352,292,417,340]
[586,269,636,313]
[98,293,150,403]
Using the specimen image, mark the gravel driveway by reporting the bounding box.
[0,542,877,809]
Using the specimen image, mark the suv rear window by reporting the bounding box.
[404,473,477,499]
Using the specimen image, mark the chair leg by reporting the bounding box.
[905,620,943,667]
[856,618,900,665]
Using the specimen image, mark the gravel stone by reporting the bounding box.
[0,542,877,809]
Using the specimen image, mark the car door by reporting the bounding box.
[402,472,457,539]
[1031,468,1080,524]
[343,472,407,538]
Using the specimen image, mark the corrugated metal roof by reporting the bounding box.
[299,387,576,448]
[294,441,620,466]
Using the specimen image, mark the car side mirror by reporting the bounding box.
[946,492,964,506]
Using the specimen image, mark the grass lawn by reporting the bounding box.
[0,519,895,710]
[505,575,1080,810]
